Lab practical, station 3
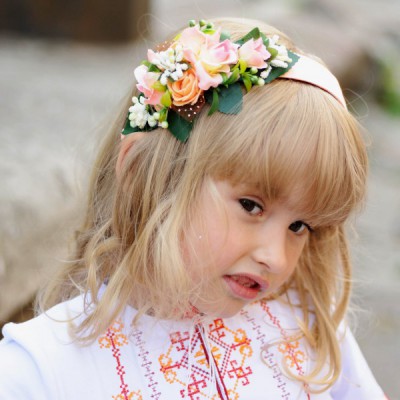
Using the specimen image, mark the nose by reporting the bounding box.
[252,228,288,274]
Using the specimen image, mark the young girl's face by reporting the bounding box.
[183,179,311,318]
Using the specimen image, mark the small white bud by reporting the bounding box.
[257,78,265,86]
[160,121,169,129]
[153,112,160,120]
[132,96,139,104]
[250,67,258,74]
[160,75,168,86]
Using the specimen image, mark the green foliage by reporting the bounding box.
[208,89,220,116]
[168,111,193,142]
[236,27,261,46]
[263,51,300,83]
[218,84,243,114]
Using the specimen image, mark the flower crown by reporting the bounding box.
[122,20,299,142]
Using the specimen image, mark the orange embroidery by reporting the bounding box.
[278,340,306,368]
[99,319,143,400]
[98,319,128,349]
[112,391,143,400]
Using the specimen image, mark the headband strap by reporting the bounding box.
[280,55,346,108]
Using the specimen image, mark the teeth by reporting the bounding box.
[231,275,258,288]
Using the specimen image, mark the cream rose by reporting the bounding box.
[167,68,203,107]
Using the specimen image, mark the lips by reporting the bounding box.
[223,273,268,300]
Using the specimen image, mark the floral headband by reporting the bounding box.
[122,20,345,142]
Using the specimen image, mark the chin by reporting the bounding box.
[199,298,247,319]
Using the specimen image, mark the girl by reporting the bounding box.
[0,17,386,399]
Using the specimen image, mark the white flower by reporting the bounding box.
[260,65,272,79]
[148,46,188,82]
[147,115,157,127]
[160,121,169,129]
[128,96,149,129]
[268,35,292,68]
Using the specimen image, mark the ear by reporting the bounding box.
[116,133,146,179]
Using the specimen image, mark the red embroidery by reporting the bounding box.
[98,320,143,400]
[240,308,292,399]
[159,319,253,399]
[261,302,311,399]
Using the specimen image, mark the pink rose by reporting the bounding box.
[177,27,239,90]
[238,38,270,69]
[134,64,163,106]
[178,26,220,57]
[195,39,239,90]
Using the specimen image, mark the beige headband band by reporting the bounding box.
[280,55,347,108]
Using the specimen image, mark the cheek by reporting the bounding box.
[181,222,232,282]
[288,237,308,269]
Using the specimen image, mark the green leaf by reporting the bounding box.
[208,89,219,116]
[261,33,269,47]
[152,81,167,92]
[148,64,161,73]
[218,83,243,114]
[263,51,300,84]
[159,107,168,122]
[168,111,193,142]
[161,90,172,107]
[141,60,151,68]
[236,27,261,46]
[267,47,278,59]
[225,68,240,85]
[121,117,138,135]
[242,75,252,92]
[121,116,155,135]
[239,59,248,74]
[220,30,231,41]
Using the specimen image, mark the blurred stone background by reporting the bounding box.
[0,0,399,398]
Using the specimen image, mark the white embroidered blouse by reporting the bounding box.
[0,291,386,399]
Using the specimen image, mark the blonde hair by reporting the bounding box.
[37,18,367,392]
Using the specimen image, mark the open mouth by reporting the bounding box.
[223,274,268,300]
[230,275,260,289]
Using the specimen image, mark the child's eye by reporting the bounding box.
[289,221,313,234]
[239,198,263,216]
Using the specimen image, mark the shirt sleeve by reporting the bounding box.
[0,333,48,400]
[330,326,386,399]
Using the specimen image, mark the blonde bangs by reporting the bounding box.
[188,79,367,228]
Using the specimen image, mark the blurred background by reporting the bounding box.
[0,0,399,397]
